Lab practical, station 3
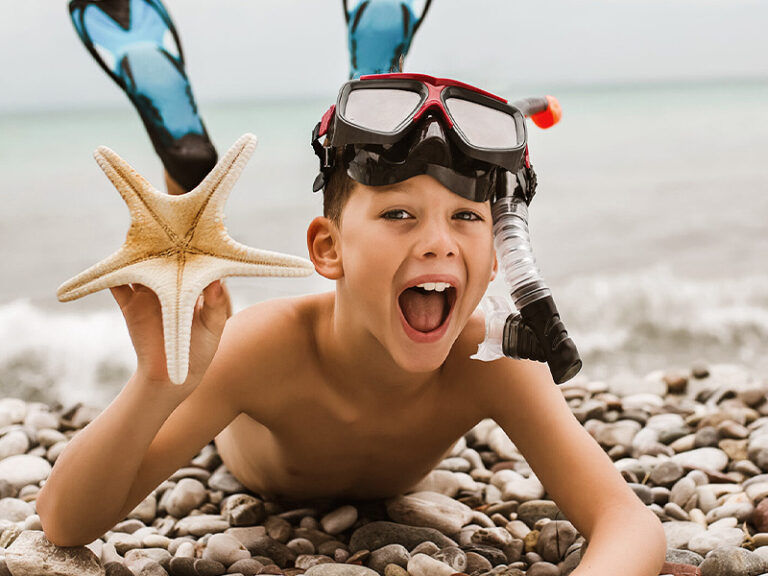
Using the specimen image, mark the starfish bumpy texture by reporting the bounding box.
[57,133,314,384]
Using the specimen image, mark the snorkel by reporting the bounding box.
[472,96,581,383]
[312,75,581,383]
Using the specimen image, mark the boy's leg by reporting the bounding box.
[343,0,432,78]
[69,0,217,193]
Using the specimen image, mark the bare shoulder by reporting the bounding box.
[216,292,331,414]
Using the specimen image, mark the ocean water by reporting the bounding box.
[1,80,767,406]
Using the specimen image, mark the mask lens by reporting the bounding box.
[445,97,520,149]
[343,88,422,133]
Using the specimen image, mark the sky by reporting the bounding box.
[1,0,766,112]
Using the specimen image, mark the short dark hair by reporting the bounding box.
[322,149,356,226]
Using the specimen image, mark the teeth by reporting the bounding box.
[416,282,451,292]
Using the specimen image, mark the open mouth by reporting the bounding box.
[398,281,457,336]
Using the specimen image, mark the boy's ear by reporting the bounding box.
[307,216,344,280]
[490,252,498,282]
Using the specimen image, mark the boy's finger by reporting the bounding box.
[198,281,227,335]
[109,285,133,308]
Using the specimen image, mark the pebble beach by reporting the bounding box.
[1,363,768,576]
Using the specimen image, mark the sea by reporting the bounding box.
[1,79,767,407]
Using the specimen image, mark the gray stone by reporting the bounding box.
[670,477,697,508]
[487,426,520,461]
[665,548,704,565]
[294,554,334,569]
[628,483,653,505]
[127,493,157,524]
[410,541,439,557]
[367,543,409,573]
[650,460,685,486]
[526,561,560,576]
[169,556,196,576]
[112,518,146,533]
[0,455,51,489]
[208,465,245,494]
[699,545,767,576]
[104,561,133,576]
[227,559,264,576]
[321,505,358,535]
[167,467,211,484]
[0,497,34,521]
[386,491,472,534]
[464,551,492,574]
[5,530,105,576]
[286,537,315,556]
[537,520,578,563]
[458,544,508,566]
[234,534,294,568]
[594,420,642,448]
[201,533,250,566]
[193,558,225,576]
[304,564,379,575]
[349,521,456,553]
[516,500,563,528]
[107,532,142,555]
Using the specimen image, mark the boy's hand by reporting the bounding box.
[110,280,231,390]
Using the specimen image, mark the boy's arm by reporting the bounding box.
[37,282,240,547]
[478,359,667,576]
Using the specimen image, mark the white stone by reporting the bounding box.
[488,426,521,461]
[36,428,67,448]
[670,447,729,471]
[165,478,206,517]
[174,540,196,557]
[407,553,456,576]
[407,470,460,497]
[0,497,34,521]
[202,533,250,566]
[662,521,706,549]
[24,409,59,431]
[0,454,52,489]
[174,514,229,536]
[746,482,768,502]
[646,414,686,432]
[687,527,744,555]
[0,399,27,425]
[321,505,358,535]
[621,393,664,411]
[502,474,545,502]
[0,430,30,461]
[506,519,531,539]
[128,493,157,524]
[709,517,738,530]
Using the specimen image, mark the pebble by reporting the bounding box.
[174,514,230,537]
[0,430,30,461]
[386,491,472,534]
[320,505,358,535]
[516,500,563,528]
[663,521,706,549]
[0,497,34,521]
[166,478,207,518]
[0,454,51,489]
[304,565,379,575]
[688,528,744,555]
[208,465,246,494]
[406,553,455,576]
[367,543,409,573]
[698,545,767,576]
[407,469,461,497]
[6,530,105,576]
[350,521,456,553]
[537,520,578,563]
[202,533,250,566]
[671,448,730,472]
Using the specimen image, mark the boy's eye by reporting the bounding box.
[381,209,412,220]
[453,210,483,222]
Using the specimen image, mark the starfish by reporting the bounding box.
[57,133,314,384]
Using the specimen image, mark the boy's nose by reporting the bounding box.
[416,217,457,259]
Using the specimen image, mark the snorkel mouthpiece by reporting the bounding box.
[474,172,582,384]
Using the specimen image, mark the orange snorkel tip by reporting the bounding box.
[530,95,562,129]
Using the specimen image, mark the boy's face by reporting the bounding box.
[335,174,496,373]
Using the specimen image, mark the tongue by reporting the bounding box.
[399,289,446,333]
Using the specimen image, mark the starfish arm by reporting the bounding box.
[93,146,169,225]
[56,245,162,301]
[184,133,258,216]
[193,236,315,277]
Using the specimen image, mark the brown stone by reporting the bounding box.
[523,529,539,554]
[660,561,702,576]
[752,498,768,532]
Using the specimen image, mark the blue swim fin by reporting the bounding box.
[343,0,432,79]
[69,0,217,191]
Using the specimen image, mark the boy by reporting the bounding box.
[37,74,666,575]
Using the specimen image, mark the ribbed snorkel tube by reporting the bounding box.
[473,172,582,384]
